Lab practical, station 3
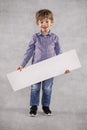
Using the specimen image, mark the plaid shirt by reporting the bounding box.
[21,31,62,67]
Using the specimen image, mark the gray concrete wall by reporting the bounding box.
[0,0,87,130]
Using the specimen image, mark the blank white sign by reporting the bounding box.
[7,49,81,91]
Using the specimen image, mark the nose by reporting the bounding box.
[42,22,47,26]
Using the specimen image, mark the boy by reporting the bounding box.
[17,9,70,116]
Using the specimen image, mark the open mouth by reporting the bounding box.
[42,27,48,29]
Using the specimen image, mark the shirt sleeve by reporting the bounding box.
[54,35,62,55]
[20,35,36,67]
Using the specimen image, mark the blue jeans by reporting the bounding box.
[30,78,53,106]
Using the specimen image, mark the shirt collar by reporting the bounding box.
[37,30,52,36]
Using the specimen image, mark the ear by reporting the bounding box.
[36,21,39,25]
[50,22,53,26]
[51,20,53,25]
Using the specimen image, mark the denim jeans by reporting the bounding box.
[30,78,54,106]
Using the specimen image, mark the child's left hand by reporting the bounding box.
[64,69,70,74]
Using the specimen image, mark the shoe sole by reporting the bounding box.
[30,113,37,117]
[47,113,52,116]
[43,112,52,116]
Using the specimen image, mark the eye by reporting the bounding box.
[46,21,49,23]
[41,21,43,24]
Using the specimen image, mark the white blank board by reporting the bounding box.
[7,49,81,91]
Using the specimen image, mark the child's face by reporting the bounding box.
[37,18,52,34]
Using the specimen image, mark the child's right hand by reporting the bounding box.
[17,66,23,71]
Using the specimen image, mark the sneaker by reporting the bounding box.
[42,106,52,115]
[29,105,37,117]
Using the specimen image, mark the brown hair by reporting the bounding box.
[36,9,54,24]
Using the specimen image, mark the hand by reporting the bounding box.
[64,69,70,74]
[17,66,23,71]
